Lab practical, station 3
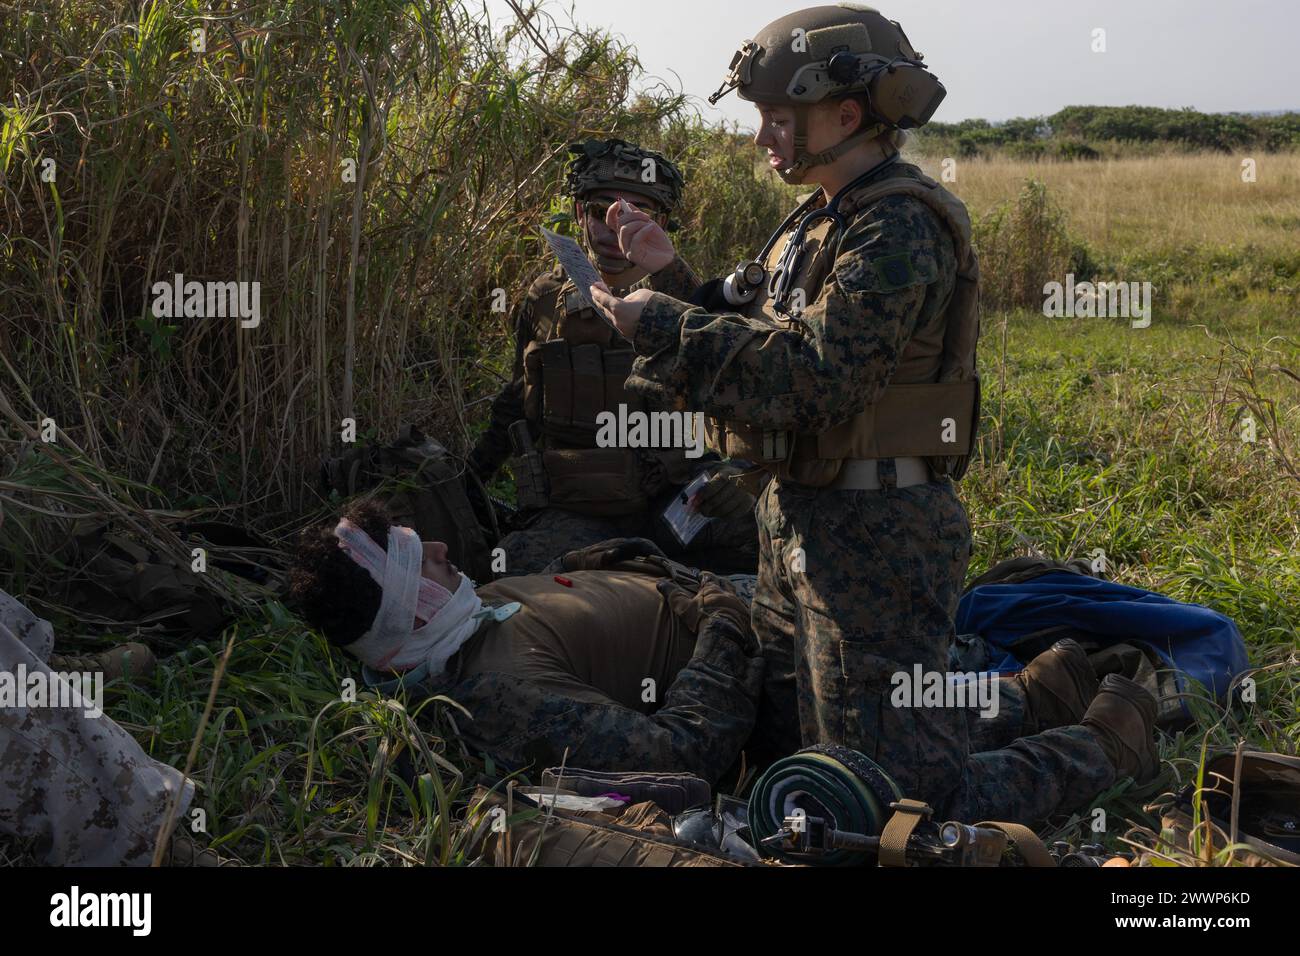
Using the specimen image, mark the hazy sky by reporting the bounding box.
[484,0,1298,127]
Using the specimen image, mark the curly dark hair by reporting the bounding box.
[288,499,393,646]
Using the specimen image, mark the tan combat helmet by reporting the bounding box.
[709,4,946,184]
[565,138,685,219]
[564,138,686,273]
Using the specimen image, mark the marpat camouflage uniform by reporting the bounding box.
[624,161,1115,824]
[470,258,760,576]
[366,568,763,783]
[0,588,192,865]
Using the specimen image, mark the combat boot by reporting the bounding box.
[1081,674,1160,784]
[49,642,156,686]
[1015,638,1099,733]
[160,830,239,867]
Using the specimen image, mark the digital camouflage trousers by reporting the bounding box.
[0,589,192,865]
[749,467,1115,825]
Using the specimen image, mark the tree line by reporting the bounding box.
[916,106,1300,158]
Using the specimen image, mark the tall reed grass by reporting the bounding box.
[0,0,787,531]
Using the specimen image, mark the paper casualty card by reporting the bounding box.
[663,472,714,547]
[540,227,608,315]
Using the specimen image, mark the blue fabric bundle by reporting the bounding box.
[956,572,1250,704]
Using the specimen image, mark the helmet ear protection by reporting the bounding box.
[788,51,946,130]
[866,61,946,129]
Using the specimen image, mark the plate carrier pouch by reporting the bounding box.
[519,285,692,516]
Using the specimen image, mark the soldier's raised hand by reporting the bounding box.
[606,198,676,274]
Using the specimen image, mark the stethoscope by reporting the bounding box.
[722,152,901,316]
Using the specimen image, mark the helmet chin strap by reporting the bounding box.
[779,106,889,185]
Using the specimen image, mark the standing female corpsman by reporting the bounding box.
[591,4,1160,825]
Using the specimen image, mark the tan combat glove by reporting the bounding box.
[559,537,664,572]
[693,464,757,520]
[656,572,757,654]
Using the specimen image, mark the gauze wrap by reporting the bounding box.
[332,519,483,675]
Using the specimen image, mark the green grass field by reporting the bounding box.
[35,161,1289,869]
[1,1,1296,867]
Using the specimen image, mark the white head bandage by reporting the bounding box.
[332,519,483,675]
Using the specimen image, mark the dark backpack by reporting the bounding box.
[58,522,234,642]
[1157,751,1300,866]
[320,424,498,582]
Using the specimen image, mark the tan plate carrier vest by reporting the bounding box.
[521,285,692,516]
[706,168,981,488]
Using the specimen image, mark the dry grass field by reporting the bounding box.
[917,151,1300,260]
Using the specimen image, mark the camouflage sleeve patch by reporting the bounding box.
[835,195,945,295]
[873,252,918,291]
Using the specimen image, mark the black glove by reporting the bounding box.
[689,276,731,312]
